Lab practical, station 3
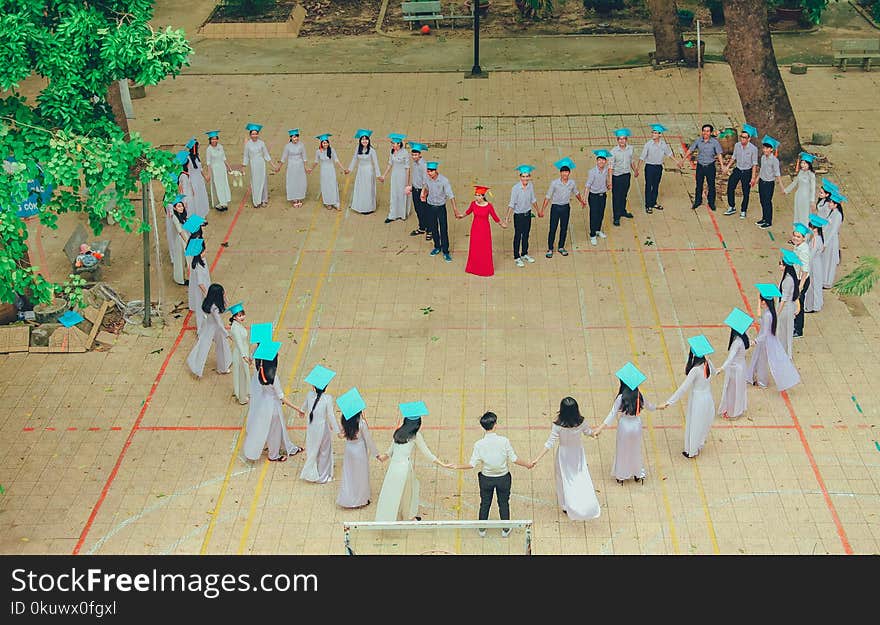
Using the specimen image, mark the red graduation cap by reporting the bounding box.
[473,185,490,195]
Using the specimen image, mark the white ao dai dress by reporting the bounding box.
[243,139,271,206]
[299,390,339,483]
[746,308,800,392]
[666,360,716,458]
[186,304,232,378]
[337,419,380,508]
[349,148,381,214]
[386,149,411,220]
[603,395,655,481]
[784,169,815,226]
[375,432,438,521]
[281,141,308,202]
[230,320,251,405]
[718,336,748,418]
[243,374,301,461]
[543,421,601,520]
[205,143,232,208]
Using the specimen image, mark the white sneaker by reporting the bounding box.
[478,529,487,537]
[515,258,525,267]
[597,231,607,239]
[590,236,597,246]
[740,212,746,220]
[523,254,535,263]
[501,528,511,538]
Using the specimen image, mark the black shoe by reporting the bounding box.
[691,203,700,210]
[646,206,653,214]
[682,451,691,458]
[183,279,189,286]
[616,478,625,484]
[654,204,663,210]
[613,220,620,226]
[384,218,393,223]
[622,212,634,218]
[709,205,716,211]
[755,219,766,226]
[793,332,803,338]
[759,222,771,229]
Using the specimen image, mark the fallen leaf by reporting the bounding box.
[220,242,229,248]
[150,348,164,355]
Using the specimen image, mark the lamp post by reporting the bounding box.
[470,2,482,76]
[141,179,151,327]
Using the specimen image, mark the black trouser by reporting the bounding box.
[411,187,428,230]
[644,164,662,208]
[694,163,717,209]
[726,168,752,213]
[478,472,511,526]
[611,173,631,221]
[758,180,775,225]
[588,192,606,236]
[513,212,531,259]
[547,203,570,250]
[794,276,809,334]
[428,203,449,254]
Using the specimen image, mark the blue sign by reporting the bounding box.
[17,177,53,219]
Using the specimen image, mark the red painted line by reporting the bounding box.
[73,192,249,556]
[857,424,870,429]
[88,427,101,431]
[68,427,78,431]
[706,210,753,316]
[111,427,122,431]
[23,427,34,432]
[45,427,55,431]
[135,423,795,433]
[139,426,242,431]
[811,425,825,429]
[264,323,730,332]
[833,425,847,430]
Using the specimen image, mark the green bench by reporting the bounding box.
[402,1,443,29]
[832,38,880,72]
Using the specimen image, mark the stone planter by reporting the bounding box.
[199,3,306,39]
[775,6,804,22]
[33,297,68,324]
[681,39,705,67]
[128,80,146,100]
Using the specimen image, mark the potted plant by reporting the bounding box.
[466,0,491,17]
[677,8,695,27]
[774,0,804,22]
[704,0,724,24]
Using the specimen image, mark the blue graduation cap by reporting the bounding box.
[288,128,300,136]
[592,149,611,159]
[172,193,186,205]
[205,130,220,138]
[304,364,336,390]
[809,213,828,227]
[755,282,783,299]
[399,401,428,420]
[250,322,273,344]
[723,307,754,335]
[185,237,204,257]
[388,133,407,143]
[58,310,85,328]
[761,135,779,150]
[821,177,839,193]
[253,340,282,361]
[426,161,440,170]
[830,191,847,204]
[742,123,757,138]
[793,222,810,236]
[799,151,814,164]
[229,302,244,315]
[245,123,263,132]
[515,164,535,175]
[337,387,367,421]
[687,334,714,358]
[174,150,189,165]
[408,142,428,153]
[315,133,332,141]
[650,124,668,133]
[185,137,196,149]
[354,129,373,139]
[553,157,576,171]
[182,214,206,233]
[781,248,803,266]
[615,362,646,391]
[614,128,631,138]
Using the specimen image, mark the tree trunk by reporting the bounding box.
[723,0,801,162]
[106,80,130,140]
[646,0,684,63]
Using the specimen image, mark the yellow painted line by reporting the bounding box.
[607,242,681,555]
[238,460,270,554]
[453,384,467,553]
[626,212,720,554]
[200,204,323,555]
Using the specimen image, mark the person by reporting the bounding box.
[186,283,232,378]
[185,233,210,332]
[336,388,384,508]
[784,152,816,226]
[503,165,538,267]
[529,397,601,521]
[242,123,274,208]
[165,194,189,285]
[584,150,612,246]
[184,137,211,218]
[381,133,410,223]
[421,161,458,262]
[374,402,452,522]
[816,177,837,220]
[280,128,308,209]
[778,249,802,357]
[660,335,716,459]
[637,123,674,213]
[681,124,724,211]
[823,191,845,289]
[791,223,811,338]
[295,365,341,484]
[456,185,505,277]
[449,411,532,537]
[804,214,827,312]
[722,123,759,218]
[609,128,637,226]
[406,142,430,239]
[592,362,655,484]
[541,157,584,258]
[716,307,752,419]
[746,284,800,392]
[242,340,302,462]
[175,150,196,217]
[75,243,103,268]
[347,129,381,215]
[228,302,252,405]
[309,133,344,210]
[204,131,232,211]
[755,135,783,229]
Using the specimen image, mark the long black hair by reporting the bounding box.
[810,224,824,243]
[761,296,778,336]
[619,386,644,416]
[172,202,188,225]
[779,263,800,301]
[685,351,708,377]
[256,355,278,386]
[357,136,372,155]
[728,328,750,351]
[190,250,205,270]
[321,139,333,160]
[554,396,584,428]
[832,198,844,220]
[393,417,421,444]
[202,283,225,314]
[341,412,362,440]
[308,386,325,423]
[188,142,201,169]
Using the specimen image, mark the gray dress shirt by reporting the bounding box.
[689,137,723,166]
[424,174,454,205]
